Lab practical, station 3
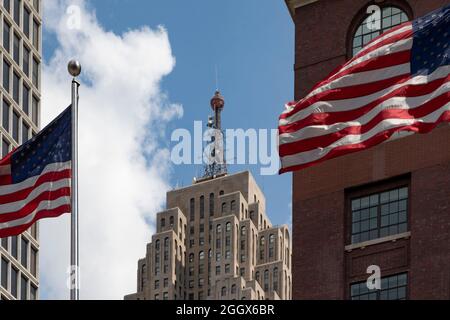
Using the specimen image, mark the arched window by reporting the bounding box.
[164,237,169,247]
[255,271,260,282]
[273,267,279,291]
[269,234,275,244]
[169,216,174,226]
[351,6,409,56]
[199,251,205,260]
[264,270,269,291]
[231,284,236,294]
[189,253,194,263]
[226,222,231,232]
[221,287,227,297]
[155,240,160,250]
[260,236,265,247]
[230,200,236,213]
[221,202,227,214]
[216,224,222,233]
[161,218,165,227]
[241,226,246,236]
[219,190,224,196]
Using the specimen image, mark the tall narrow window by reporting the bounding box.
[32,57,39,87]
[13,33,20,64]
[3,99,10,132]
[23,6,30,38]
[22,84,29,114]
[3,21,10,52]
[199,195,204,219]
[32,19,39,49]
[273,267,279,291]
[3,60,10,92]
[13,72,20,103]
[13,0,20,26]
[11,267,18,298]
[1,258,8,289]
[22,121,29,143]
[20,237,28,267]
[33,0,39,12]
[190,198,195,221]
[209,193,214,216]
[11,236,18,259]
[23,46,30,77]
[3,0,10,13]
[230,200,236,213]
[32,95,38,126]
[2,138,10,158]
[20,275,27,300]
[30,284,37,300]
[30,247,37,277]
[264,270,269,291]
[13,111,19,142]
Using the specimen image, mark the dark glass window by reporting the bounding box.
[1,258,8,289]
[264,270,269,291]
[13,72,19,103]
[230,200,236,213]
[209,193,214,216]
[30,284,37,300]
[199,195,204,219]
[2,138,9,158]
[3,99,10,132]
[32,57,39,87]
[20,275,27,300]
[351,273,408,300]
[32,19,39,49]
[3,21,10,52]
[1,237,7,250]
[12,111,19,142]
[32,95,38,125]
[4,0,10,12]
[11,236,18,259]
[22,121,29,143]
[190,198,195,220]
[3,60,10,92]
[33,0,39,12]
[13,0,20,26]
[22,84,29,114]
[13,33,20,64]
[352,6,409,56]
[11,267,17,298]
[20,237,28,267]
[23,6,30,38]
[23,46,29,76]
[351,186,408,243]
[30,247,37,277]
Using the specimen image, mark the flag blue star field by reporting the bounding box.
[0,106,72,238]
[279,5,450,173]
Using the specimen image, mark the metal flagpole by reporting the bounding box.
[68,60,81,300]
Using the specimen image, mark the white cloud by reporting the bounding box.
[39,0,182,299]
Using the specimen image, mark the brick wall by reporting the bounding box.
[290,0,450,299]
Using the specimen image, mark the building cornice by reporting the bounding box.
[284,0,319,20]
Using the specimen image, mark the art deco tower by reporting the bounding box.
[125,91,292,300]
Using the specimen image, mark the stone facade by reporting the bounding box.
[125,171,292,300]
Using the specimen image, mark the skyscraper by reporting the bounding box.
[285,0,450,299]
[0,0,41,300]
[125,92,292,300]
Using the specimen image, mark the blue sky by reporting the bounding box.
[72,0,294,227]
[40,0,294,299]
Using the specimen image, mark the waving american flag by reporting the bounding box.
[0,106,72,238]
[279,5,450,174]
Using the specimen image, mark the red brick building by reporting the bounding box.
[284,0,450,299]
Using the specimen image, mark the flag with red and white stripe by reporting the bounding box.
[0,106,71,238]
[278,5,450,174]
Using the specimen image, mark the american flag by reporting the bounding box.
[278,5,450,174]
[0,106,72,238]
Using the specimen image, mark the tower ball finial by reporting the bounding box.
[210,90,225,111]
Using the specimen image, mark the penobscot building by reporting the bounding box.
[0,0,41,300]
[125,91,292,300]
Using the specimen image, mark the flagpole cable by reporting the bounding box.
[68,60,81,300]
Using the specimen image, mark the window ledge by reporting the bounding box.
[345,232,411,252]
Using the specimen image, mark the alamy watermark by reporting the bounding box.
[170,121,279,176]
